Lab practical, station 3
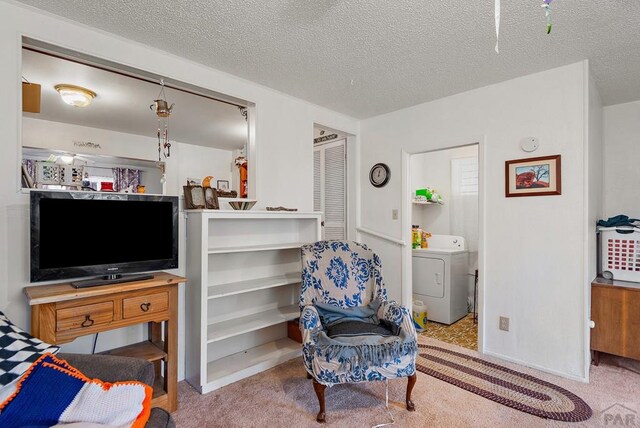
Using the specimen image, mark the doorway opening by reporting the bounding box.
[408,143,480,351]
[20,37,256,204]
[313,125,349,240]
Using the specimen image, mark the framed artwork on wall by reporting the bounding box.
[505,155,561,197]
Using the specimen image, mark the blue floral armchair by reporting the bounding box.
[299,241,417,422]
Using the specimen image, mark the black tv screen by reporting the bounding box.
[31,191,179,282]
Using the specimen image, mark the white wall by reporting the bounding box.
[603,100,640,218]
[0,1,358,381]
[358,62,592,380]
[585,70,603,376]
[173,143,233,192]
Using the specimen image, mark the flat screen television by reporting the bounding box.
[30,191,179,286]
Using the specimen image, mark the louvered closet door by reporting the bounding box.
[313,139,346,240]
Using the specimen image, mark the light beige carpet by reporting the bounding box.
[173,338,640,427]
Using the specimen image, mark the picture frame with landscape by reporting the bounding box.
[505,155,561,197]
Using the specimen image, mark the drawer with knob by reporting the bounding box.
[123,292,168,319]
[56,301,114,332]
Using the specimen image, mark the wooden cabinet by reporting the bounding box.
[591,277,640,364]
[185,210,321,394]
[24,273,185,412]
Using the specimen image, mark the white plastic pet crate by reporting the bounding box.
[600,227,640,282]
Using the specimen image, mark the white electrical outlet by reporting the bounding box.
[499,316,510,331]
[392,209,398,220]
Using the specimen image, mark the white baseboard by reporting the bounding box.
[482,349,589,384]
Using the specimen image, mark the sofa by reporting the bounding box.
[59,353,175,428]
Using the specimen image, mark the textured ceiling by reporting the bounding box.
[13,0,640,118]
[22,49,248,150]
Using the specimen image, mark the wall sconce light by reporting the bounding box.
[54,84,96,107]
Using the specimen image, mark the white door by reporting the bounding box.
[313,139,346,240]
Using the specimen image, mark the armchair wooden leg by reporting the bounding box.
[312,380,327,423]
[307,372,313,379]
[406,373,417,411]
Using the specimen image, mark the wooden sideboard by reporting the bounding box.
[24,272,185,412]
[591,277,640,364]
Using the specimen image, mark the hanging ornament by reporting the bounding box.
[542,0,554,34]
[494,0,501,53]
[150,79,174,161]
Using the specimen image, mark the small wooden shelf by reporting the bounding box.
[25,273,184,413]
[208,273,301,299]
[207,305,299,343]
[207,242,307,254]
[99,340,166,363]
[205,338,301,391]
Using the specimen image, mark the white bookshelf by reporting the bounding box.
[185,210,321,394]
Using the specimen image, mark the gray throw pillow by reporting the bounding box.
[327,320,400,338]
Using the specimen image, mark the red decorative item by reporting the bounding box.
[235,156,248,198]
[100,182,114,192]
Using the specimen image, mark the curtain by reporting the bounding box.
[22,159,36,185]
[112,168,141,192]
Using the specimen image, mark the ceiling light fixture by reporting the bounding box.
[54,84,96,107]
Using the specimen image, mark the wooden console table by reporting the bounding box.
[591,276,640,365]
[24,272,185,412]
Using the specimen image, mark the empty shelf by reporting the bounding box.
[207,242,307,254]
[207,304,299,343]
[205,338,301,389]
[99,340,166,362]
[208,273,301,299]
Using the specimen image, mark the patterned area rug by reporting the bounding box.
[421,313,478,350]
[417,344,592,422]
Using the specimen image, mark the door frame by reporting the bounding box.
[400,137,486,353]
[313,122,358,241]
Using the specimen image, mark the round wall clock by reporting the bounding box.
[369,163,390,187]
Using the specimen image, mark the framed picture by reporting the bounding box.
[204,187,219,209]
[186,177,201,186]
[505,155,561,197]
[217,180,230,191]
[183,185,206,209]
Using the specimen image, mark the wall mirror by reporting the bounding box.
[20,39,252,199]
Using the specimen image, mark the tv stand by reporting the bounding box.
[24,272,186,412]
[71,273,155,289]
